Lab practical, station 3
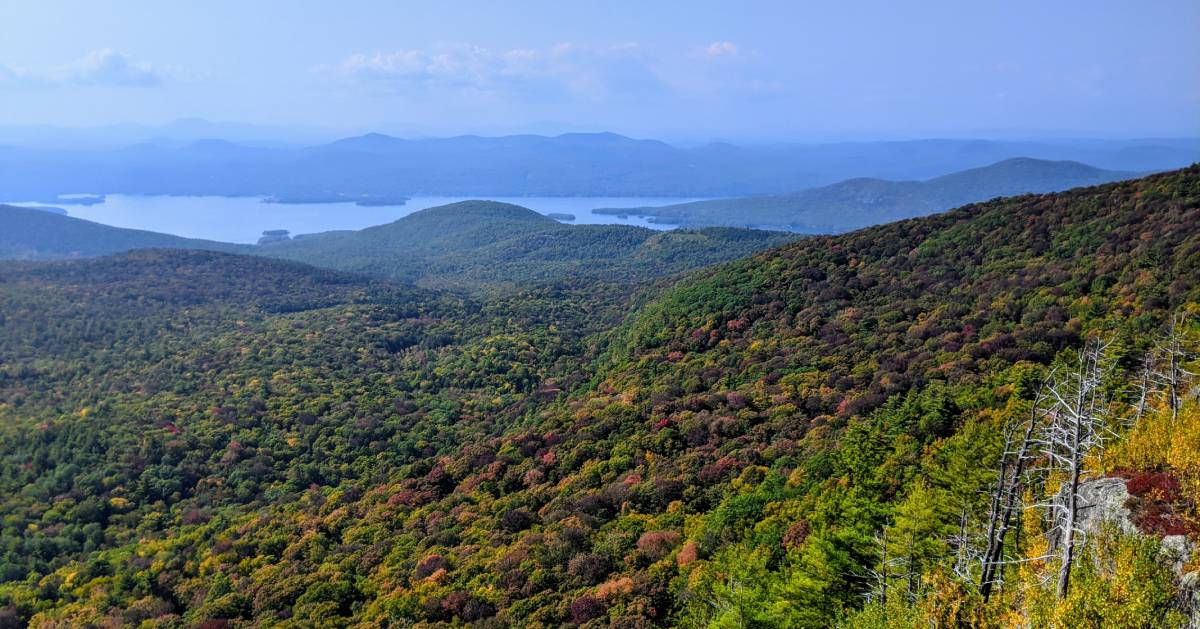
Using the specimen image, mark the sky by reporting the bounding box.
[0,0,1197,142]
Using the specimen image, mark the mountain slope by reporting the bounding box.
[0,204,246,260]
[260,200,798,292]
[0,168,1196,627]
[598,157,1140,232]
[343,166,1197,625]
[533,165,1200,624]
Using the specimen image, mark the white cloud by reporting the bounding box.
[321,40,790,112]
[703,41,739,58]
[0,62,42,87]
[0,49,162,88]
[322,42,665,101]
[67,49,161,86]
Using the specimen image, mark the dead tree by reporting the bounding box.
[951,507,984,584]
[1153,314,1196,421]
[1035,337,1114,599]
[978,382,1046,600]
[1131,354,1155,425]
[862,529,904,608]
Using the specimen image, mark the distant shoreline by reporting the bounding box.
[262,194,411,207]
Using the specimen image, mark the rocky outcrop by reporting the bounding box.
[1077,477,1138,535]
[1054,477,1195,564]
[1058,477,1197,626]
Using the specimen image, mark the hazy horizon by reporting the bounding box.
[6,119,1200,152]
[2,1,1197,144]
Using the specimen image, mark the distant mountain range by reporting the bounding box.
[0,132,1196,202]
[0,201,795,293]
[596,158,1141,232]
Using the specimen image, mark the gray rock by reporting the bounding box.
[1056,478,1198,627]
[1076,477,1138,536]
[1048,477,1136,552]
[1165,535,1197,575]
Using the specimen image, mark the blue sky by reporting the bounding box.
[0,0,1197,141]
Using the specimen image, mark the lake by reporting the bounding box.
[16,195,710,244]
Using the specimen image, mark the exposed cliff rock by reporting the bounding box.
[1061,477,1198,626]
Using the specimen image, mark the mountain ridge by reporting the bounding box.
[595,157,1142,232]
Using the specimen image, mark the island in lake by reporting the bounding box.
[257,229,291,245]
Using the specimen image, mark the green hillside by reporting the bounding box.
[597,158,1139,232]
[0,200,796,294]
[260,200,798,292]
[0,204,246,260]
[0,168,1197,627]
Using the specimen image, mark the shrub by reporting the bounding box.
[568,553,611,584]
[415,554,449,579]
[569,596,606,625]
[636,531,681,560]
[501,508,537,533]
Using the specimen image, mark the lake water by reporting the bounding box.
[16,195,710,244]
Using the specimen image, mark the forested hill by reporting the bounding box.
[0,200,796,294]
[0,168,1197,627]
[259,200,798,292]
[0,204,246,260]
[541,164,1200,625]
[610,162,1198,391]
[596,157,1139,232]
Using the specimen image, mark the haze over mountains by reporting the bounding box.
[1,129,1196,203]
[0,201,795,293]
[595,157,1139,231]
[0,152,1177,291]
[0,119,330,150]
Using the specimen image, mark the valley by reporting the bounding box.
[0,167,1196,626]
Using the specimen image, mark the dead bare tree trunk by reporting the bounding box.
[864,529,901,609]
[1158,314,1196,422]
[979,384,1044,600]
[1132,355,1153,425]
[1168,315,1182,421]
[905,534,918,602]
[879,531,888,608]
[1036,338,1113,599]
[1136,314,1198,424]
[950,506,984,584]
[1056,420,1083,599]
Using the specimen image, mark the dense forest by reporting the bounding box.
[257,201,798,293]
[0,167,1198,627]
